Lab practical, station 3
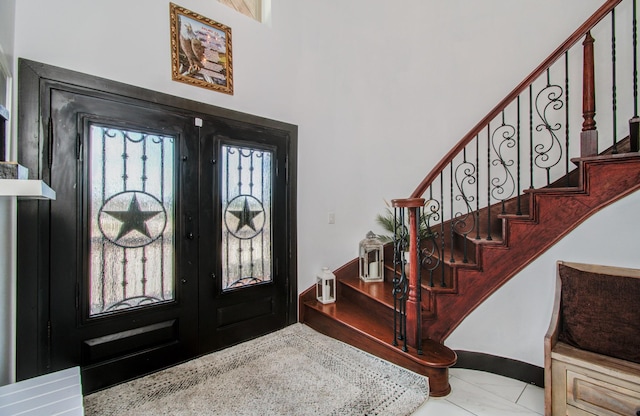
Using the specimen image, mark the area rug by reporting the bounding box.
[83,323,428,416]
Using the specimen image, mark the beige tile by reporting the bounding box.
[412,397,476,416]
[516,384,545,415]
[445,376,541,416]
[449,368,528,402]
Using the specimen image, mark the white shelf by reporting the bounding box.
[0,179,56,200]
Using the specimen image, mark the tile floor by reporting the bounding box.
[412,368,545,415]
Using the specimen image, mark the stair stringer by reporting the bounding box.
[422,154,640,343]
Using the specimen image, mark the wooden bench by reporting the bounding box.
[544,261,640,416]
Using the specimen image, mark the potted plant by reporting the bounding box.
[375,204,435,256]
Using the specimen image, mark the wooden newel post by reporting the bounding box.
[581,31,598,156]
[392,197,424,351]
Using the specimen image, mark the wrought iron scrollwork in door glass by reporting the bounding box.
[89,125,175,316]
[221,144,273,290]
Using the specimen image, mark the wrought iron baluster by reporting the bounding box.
[421,188,441,288]
[453,148,476,263]
[392,207,399,346]
[612,8,619,154]
[632,0,638,118]
[529,85,534,189]
[491,111,516,216]
[439,173,446,286]
[428,187,435,287]
[565,52,571,187]
[633,0,640,151]
[535,68,564,185]
[486,124,492,241]
[475,134,481,239]
[517,96,522,215]
[414,210,422,356]
[449,162,455,263]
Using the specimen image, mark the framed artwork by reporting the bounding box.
[170,3,233,95]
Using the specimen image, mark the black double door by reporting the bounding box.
[35,87,292,393]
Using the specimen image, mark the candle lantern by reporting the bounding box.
[359,231,384,282]
[316,267,336,304]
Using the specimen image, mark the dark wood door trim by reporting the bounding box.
[16,58,298,383]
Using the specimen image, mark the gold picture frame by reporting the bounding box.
[170,3,233,95]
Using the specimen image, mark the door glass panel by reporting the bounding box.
[88,125,175,316]
[221,144,272,290]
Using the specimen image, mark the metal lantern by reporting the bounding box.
[359,231,384,282]
[316,267,336,304]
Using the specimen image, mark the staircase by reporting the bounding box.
[300,0,640,397]
[299,256,457,397]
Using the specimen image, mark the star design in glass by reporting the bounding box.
[228,196,262,232]
[103,193,162,241]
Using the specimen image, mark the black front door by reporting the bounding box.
[47,89,201,392]
[198,125,292,352]
[16,60,297,394]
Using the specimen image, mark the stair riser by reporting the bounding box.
[338,282,394,329]
[424,157,640,341]
[421,194,533,269]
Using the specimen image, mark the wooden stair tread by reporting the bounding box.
[339,274,395,307]
[303,297,457,368]
[424,155,640,340]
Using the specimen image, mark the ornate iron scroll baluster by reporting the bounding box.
[535,69,565,185]
[453,148,477,263]
[421,193,441,288]
[491,111,516,215]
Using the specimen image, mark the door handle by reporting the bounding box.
[181,278,187,284]
[186,232,194,240]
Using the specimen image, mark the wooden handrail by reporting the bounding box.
[411,0,623,199]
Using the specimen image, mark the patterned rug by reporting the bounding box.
[83,323,429,416]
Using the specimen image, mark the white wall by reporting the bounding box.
[0,0,16,387]
[4,0,626,380]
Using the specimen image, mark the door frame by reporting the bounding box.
[16,58,298,382]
